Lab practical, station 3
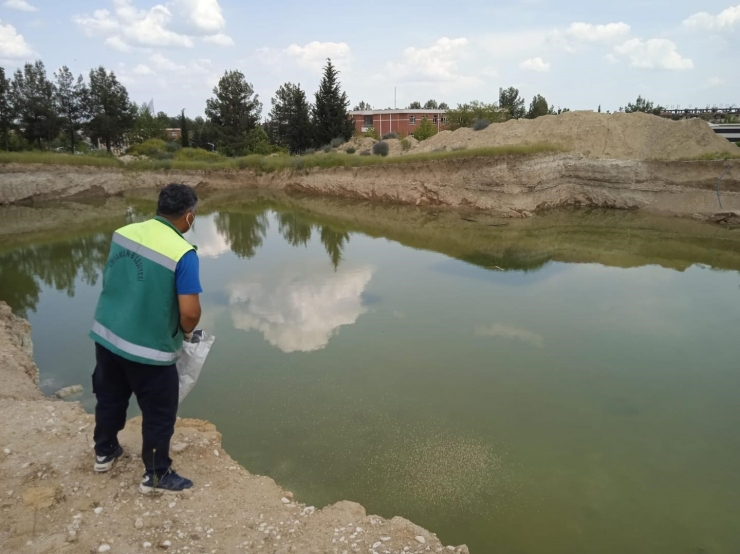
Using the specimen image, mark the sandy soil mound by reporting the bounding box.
[412,111,737,161]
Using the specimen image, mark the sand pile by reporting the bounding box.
[410,111,737,161]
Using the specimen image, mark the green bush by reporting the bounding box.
[291,156,305,169]
[128,138,167,158]
[346,147,356,154]
[412,119,438,141]
[302,148,316,156]
[174,148,224,163]
[372,141,390,157]
[330,137,345,148]
[362,127,380,140]
[400,138,411,152]
[323,145,332,153]
[473,119,490,131]
[165,141,182,153]
[381,132,398,140]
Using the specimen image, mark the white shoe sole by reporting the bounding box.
[94,460,116,473]
[139,483,184,495]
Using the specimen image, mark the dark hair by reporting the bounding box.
[157,183,198,218]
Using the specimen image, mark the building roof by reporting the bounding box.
[350,109,447,116]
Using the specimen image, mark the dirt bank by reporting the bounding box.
[0,303,466,554]
[1,154,739,216]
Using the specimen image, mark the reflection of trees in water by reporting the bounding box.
[276,212,312,247]
[214,212,270,259]
[0,233,112,317]
[320,226,350,270]
[214,209,351,269]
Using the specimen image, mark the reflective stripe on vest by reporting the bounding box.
[91,321,180,363]
[111,233,178,271]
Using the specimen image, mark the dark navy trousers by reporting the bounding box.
[92,343,178,476]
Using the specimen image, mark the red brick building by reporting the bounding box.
[349,109,448,137]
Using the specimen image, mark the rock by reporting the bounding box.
[98,545,111,552]
[284,491,294,500]
[415,536,426,544]
[135,518,144,529]
[281,497,290,504]
[171,442,188,453]
[54,385,84,399]
[3,448,11,455]
[381,536,390,541]
[447,547,455,551]
[94,507,104,515]
[161,540,172,549]
[213,449,220,457]
[143,542,152,549]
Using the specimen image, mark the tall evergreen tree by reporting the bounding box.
[312,59,354,146]
[12,60,59,149]
[54,66,87,153]
[86,67,134,153]
[0,67,16,151]
[205,70,262,156]
[499,87,526,120]
[269,82,312,154]
[526,94,550,119]
[180,109,190,147]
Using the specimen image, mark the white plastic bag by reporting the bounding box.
[177,329,215,402]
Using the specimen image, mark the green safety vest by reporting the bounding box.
[90,216,196,366]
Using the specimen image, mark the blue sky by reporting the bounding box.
[0,0,738,117]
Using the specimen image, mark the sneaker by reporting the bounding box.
[94,445,124,473]
[139,469,193,495]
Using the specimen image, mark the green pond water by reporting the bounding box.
[2,194,740,554]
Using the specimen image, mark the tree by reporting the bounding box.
[0,67,16,151]
[130,103,167,143]
[439,102,449,110]
[445,101,507,130]
[320,226,350,270]
[205,70,262,156]
[526,94,550,119]
[180,109,190,147]
[624,96,664,116]
[277,212,312,247]
[598,105,601,113]
[423,99,439,110]
[215,211,269,259]
[191,115,219,151]
[499,87,526,119]
[407,101,422,109]
[312,59,354,146]
[86,67,134,153]
[53,66,88,153]
[413,118,438,141]
[12,60,59,149]
[353,100,372,110]
[269,82,313,154]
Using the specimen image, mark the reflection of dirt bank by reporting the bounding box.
[1,153,739,216]
[0,302,466,553]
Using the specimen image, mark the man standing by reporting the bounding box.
[89,183,202,494]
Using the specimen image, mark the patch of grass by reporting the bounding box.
[400,138,411,152]
[2,143,566,173]
[0,151,121,167]
[346,147,356,154]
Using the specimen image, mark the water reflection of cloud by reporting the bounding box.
[475,324,544,349]
[189,214,231,259]
[228,263,374,352]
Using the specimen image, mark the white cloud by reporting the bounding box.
[565,22,631,42]
[385,37,476,84]
[284,41,351,72]
[0,19,33,59]
[133,64,154,75]
[203,32,234,46]
[703,77,726,89]
[228,263,373,353]
[74,0,234,49]
[105,36,131,52]
[4,0,37,12]
[150,52,185,71]
[683,5,740,31]
[519,57,551,72]
[475,324,544,349]
[174,0,224,33]
[613,38,693,70]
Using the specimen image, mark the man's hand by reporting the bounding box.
[178,294,201,335]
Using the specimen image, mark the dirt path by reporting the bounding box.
[0,303,467,554]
